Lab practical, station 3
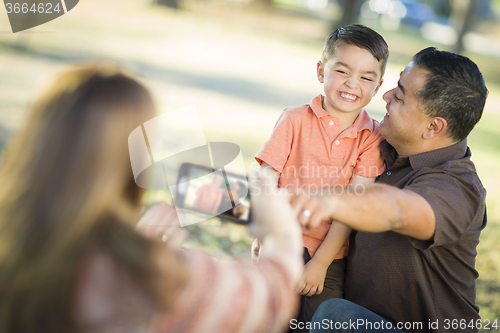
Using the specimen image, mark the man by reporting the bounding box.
[289,47,488,333]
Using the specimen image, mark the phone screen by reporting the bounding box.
[175,163,251,225]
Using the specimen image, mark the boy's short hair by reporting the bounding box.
[322,24,389,78]
[412,47,488,142]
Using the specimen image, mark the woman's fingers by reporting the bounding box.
[136,203,180,239]
[248,170,301,239]
[164,228,189,250]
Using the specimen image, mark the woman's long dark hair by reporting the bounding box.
[0,65,185,333]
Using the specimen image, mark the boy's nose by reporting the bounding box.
[345,77,358,89]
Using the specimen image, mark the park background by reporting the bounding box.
[1,0,499,328]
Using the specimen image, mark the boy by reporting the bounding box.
[254,25,388,331]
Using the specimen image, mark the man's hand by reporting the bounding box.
[296,259,328,296]
[289,191,336,230]
[290,183,436,240]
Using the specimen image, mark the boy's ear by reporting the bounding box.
[373,78,384,96]
[317,61,324,84]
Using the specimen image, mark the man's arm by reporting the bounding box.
[291,182,436,241]
[312,175,377,265]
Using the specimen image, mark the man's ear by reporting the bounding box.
[373,78,384,96]
[423,117,448,139]
[317,61,324,84]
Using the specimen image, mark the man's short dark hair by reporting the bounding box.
[412,47,488,142]
[322,24,389,77]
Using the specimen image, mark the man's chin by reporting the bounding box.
[379,122,389,136]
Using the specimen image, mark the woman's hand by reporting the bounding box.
[248,172,299,238]
[136,203,188,249]
[248,171,303,284]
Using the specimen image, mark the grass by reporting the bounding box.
[467,111,500,327]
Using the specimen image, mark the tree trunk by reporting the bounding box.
[156,0,179,9]
[451,0,477,54]
[252,0,272,7]
[334,0,363,30]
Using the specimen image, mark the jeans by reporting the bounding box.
[310,299,405,332]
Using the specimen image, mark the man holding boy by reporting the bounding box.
[290,47,488,332]
[255,25,388,331]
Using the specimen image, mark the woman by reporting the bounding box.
[0,65,303,333]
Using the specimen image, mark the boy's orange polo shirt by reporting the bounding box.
[255,94,385,258]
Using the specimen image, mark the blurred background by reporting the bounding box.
[1,0,499,326]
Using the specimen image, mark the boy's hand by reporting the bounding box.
[296,259,328,296]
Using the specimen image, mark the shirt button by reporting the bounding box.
[386,171,392,176]
[334,140,340,145]
[329,120,334,126]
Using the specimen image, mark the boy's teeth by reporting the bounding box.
[340,92,357,100]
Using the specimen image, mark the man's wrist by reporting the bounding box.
[324,193,341,220]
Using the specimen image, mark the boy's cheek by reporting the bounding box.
[368,82,382,95]
[359,83,375,95]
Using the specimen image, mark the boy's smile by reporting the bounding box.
[317,44,383,121]
[338,92,358,102]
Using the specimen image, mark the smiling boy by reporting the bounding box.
[254,25,388,331]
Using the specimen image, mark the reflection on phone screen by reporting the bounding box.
[178,165,251,224]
